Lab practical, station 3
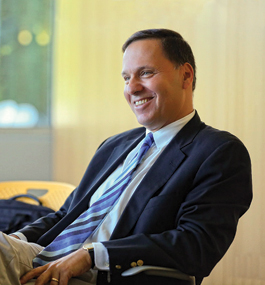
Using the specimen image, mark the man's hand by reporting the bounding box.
[20,248,92,285]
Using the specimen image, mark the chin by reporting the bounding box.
[136,115,154,126]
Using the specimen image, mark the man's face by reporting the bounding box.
[122,39,193,132]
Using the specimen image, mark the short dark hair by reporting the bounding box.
[122,29,196,91]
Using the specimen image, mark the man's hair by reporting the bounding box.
[122,29,196,91]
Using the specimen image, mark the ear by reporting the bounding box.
[182,63,194,90]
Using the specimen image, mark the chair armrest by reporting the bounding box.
[121,265,195,284]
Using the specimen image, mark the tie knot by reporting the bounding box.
[136,132,154,162]
[144,132,154,148]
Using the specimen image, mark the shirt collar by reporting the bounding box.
[146,110,195,150]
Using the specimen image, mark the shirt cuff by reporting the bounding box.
[92,242,110,271]
[9,232,27,241]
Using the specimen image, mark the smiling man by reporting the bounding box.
[0,29,252,285]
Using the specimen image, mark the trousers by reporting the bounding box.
[0,232,96,285]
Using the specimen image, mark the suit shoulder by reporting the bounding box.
[199,124,245,146]
[192,124,250,160]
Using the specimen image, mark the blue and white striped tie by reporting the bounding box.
[33,132,154,267]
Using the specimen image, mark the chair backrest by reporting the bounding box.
[0,181,75,211]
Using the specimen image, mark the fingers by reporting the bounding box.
[20,249,90,285]
[20,265,47,284]
[20,266,62,285]
[20,262,70,285]
[39,271,69,285]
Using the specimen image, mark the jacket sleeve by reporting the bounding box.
[18,188,76,243]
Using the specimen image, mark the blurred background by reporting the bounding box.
[0,0,264,283]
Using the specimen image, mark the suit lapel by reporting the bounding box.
[69,131,146,216]
[89,133,146,192]
[111,112,204,239]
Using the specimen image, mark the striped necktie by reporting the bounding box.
[33,132,154,267]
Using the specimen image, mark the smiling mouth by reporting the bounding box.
[135,98,152,106]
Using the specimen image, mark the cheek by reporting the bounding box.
[124,91,134,109]
[123,89,129,102]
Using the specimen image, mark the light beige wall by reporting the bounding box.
[52,0,265,284]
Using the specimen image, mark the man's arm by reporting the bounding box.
[16,189,76,243]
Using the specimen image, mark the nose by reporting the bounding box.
[125,77,143,95]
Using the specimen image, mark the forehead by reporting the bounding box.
[122,39,172,73]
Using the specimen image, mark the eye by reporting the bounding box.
[123,75,130,83]
[140,70,154,77]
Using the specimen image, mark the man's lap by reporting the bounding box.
[0,232,95,285]
[0,232,43,284]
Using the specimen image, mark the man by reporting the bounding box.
[0,29,252,285]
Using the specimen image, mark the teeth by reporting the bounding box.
[135,99,149,106]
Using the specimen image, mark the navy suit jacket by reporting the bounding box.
[20,112,252,285]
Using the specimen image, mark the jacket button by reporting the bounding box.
[137,260,144,266]
[115,265,122,269]
[131,262,137,267]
